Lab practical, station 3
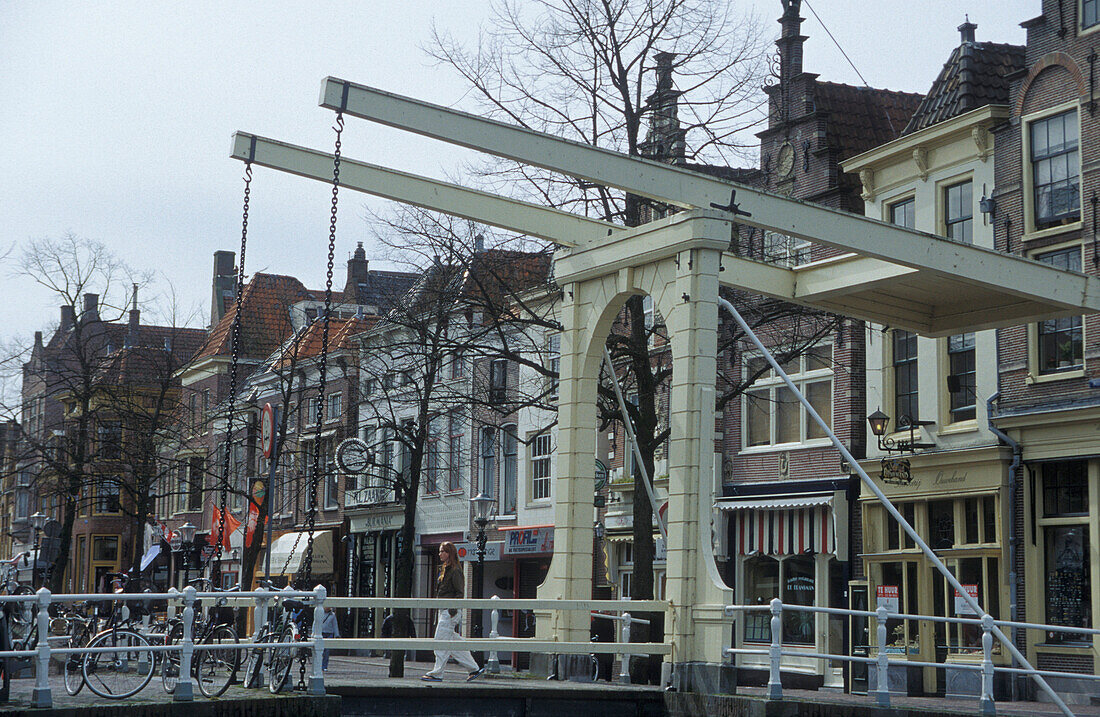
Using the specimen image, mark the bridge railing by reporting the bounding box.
[0,587,670,708]
[725,599,1100,717]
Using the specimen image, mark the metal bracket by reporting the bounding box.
[710,189,752,218]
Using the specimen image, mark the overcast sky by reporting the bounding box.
[0,0,1030,344]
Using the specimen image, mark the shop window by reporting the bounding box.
[743,554,816,645]
[1043,526,1091,642]
[530,433,552,501]
[1036,247,1083,375]
[947,333,976,422]
[743,345,832,448]
[892,330,918,423]
[928,500,955,550]
[1030,109,1080,229]
[943,181,973,243]
[744,555,779,642]
[502,424,517,513]
[885,502,916,551]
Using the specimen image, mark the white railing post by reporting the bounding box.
[875,606,890,708]
[487,595,501,674]
[308,585,326,695]
[980,614,996,715]
[618,612,632,684]
[175,586,196,701]
[31,588,51,708]
[250,586,270,688]
[766,598,783,700]
[167,586,178,621]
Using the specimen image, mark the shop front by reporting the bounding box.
[857,446,1010,698]
[498,525,553,669]
[348,508,406,640]
[719,478,850,690]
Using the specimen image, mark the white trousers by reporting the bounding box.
[424,609,479,677]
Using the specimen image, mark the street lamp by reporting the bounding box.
[469,493,496,643]
[29,512,46,590]
[178,521,197,587]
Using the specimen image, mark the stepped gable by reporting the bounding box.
[902,40,1025,135]
[813,81,925,160]
[192,273,312,362]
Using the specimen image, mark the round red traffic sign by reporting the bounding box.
[261,403,276,459]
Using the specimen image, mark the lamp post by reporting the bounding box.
[178,522,197,588]
[469,493,496,643]
[29,512,46,591]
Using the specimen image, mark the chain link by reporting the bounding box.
[294,112,343,588]
[211,162,252,579]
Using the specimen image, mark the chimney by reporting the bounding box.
[958,17,977,44]
[126,283,140,347]
[210,251,236,328]
[34,331,42,348]
[777,0,806,80]
[82,293,100,323]
[474,234,485,253]
[60,306,75,332]
[344,242,369,301]
[641,51,686,162]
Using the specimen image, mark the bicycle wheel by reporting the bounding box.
[241,631,272,689]
[161,621,183,693]
[8,587,34,648]
[196,624,239,698]
[82,629,155,699]
[589,653,600,682]
[268,625,295,694]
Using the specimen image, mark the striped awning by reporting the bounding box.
[720,495,836,557]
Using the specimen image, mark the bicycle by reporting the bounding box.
[267,595,314,694]
[161,578,240,698]
[240,583,289,689]
[81,574,156,699]
[60,604,97,696]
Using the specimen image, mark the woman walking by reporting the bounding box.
[421,542,485,682]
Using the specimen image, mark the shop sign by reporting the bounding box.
[880,458,911,485]
[655,537,666,561]
[503,526,554,555]
[456,541,502,562]
[953,584,979,616]
[604,514,632,530]
[876,585,900,613]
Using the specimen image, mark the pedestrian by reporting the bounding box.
[420,541,485,682]
[320,605,340,670]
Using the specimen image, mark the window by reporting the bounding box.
[1043,460,1088,517]
[944,181,973,243]
[202,389,210,428]
[92,536,119,563]
[326,393,341,421]
[1085,0,1099,28]
[425,418,441,495]
[98,421,122,460]
[1031,110,1080,228]
[742,555,814,644]
[187,456,203,512]
[479,427,496,496]
[531,433,552,501]
[947,333,976,422]
[502,425,517,513]
[489,359,508,402]
[323,437,338,510]
[1044,525,1091,642]
[547,334,560,400]
[1036,246,1083,374]
[450,350,465,379]
[764,231,811,267]
[743,344,832,448]
[890,197,915,229]
[189,394,198,432]
[448,414,463,492]
[95,480,121,514]
[362,378,376,398]
[892,331,918,423]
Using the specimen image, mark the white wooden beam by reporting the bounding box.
[319,78,1100,315]
[230,132,619,247]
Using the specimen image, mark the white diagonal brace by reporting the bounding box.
[319,78,1100,314]
[230,132,619,247]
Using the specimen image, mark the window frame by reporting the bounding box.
[945,333,976,423]
[478,426,496,497]
[1083,0,1100,31]
[1022,103,1083,237]
[891,330,919,424]
[501,424,518,514]
[942,179,974,244]
[326,392,342,422]
[530,432,553,502]
[1029,243,1084,380]
[489,358,508,403]
[888,196,916,229]
[741,344,833,450]
[1036,460,1092,644]
[93,478,122,515]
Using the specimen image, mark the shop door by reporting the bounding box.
[849,583,868,694]
[877,560,931,695]
[515,559,549,670]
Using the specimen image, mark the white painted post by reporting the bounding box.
[251,587,270,688]
[875,606,890,708]
[31,588,51,708]
[980,614,996,716]
[175,586,196,701]
[487,595,500,674]
[308,585,326,695]
[167,586,178,621]
[618,612,632,684]
[137,598,152,675]
[766,598,782,700]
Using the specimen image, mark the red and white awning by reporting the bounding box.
[717,494,836,556]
